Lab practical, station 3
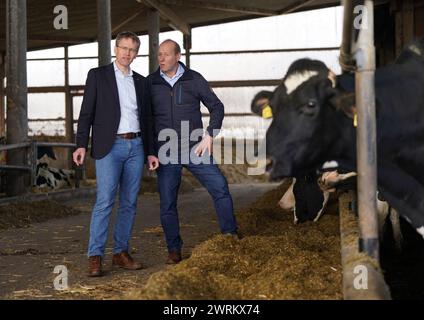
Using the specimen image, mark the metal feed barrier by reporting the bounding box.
[0,141,85,189]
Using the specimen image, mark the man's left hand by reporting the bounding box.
[195,134,213,157]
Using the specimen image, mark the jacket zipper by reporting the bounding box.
[159,76,185,132]
[178,83,182,105]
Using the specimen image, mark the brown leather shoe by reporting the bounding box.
[112,251,143,270]
[88,255,102,277]
[166,250,182,264]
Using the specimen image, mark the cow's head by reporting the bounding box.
[250,59,331,120]
[251,59,335,178]
[266,66,356,180]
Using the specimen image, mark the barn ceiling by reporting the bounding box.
[0,0,346,53]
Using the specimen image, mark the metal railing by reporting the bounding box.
[0,141,85,189]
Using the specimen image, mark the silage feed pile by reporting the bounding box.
[0,200,82,230]
[130,181,343,299]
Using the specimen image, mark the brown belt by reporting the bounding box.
[116,132,141,139]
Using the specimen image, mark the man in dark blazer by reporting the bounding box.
[73,31,154,277]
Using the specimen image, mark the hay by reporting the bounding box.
[127,181,343,300]
[0,200,82,230]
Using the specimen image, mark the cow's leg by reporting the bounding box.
[313,191,329,222]
[376,198,389,240]
[293,176,325,223]
[389,208,403,253]
[377,161,424,239]
[292,178,308,224]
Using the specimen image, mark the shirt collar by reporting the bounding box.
[160,63,185,80]
[114,61,133,77]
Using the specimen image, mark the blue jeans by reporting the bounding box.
[87,137,144,257]
[157,157,237,251]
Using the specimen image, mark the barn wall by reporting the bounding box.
[415,4,424,37]
[375,1,424,67]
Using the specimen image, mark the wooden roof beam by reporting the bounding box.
[112,8,145,34]
[156,0,278,16]
[0,35,91,44]
[138,0,191,35]
[279,0,319,15]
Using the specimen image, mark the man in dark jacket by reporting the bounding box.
[73,31,154,277]
[147,39,238,264]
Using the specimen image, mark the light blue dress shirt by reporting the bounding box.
[113,61,140,134]
[160,63,185,87]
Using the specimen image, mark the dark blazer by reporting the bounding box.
[76,63,154,159]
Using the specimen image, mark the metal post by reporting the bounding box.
[340,0,356,72]
[97,0,111,67]
[148,9,159,74]
[64,46,74,169]
[183,30,192,69]
[0,52,5,138]
[30,140,37,187]
[5,0,28,196]
[353,0,379,260]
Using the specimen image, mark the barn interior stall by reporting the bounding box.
[0,0,424,300]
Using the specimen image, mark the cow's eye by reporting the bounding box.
[307,99,317,108]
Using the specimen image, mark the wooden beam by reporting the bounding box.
[208,79,281,88]
[0,52,5,138]
[183,30,192,68]
[97,0,112,66]
[28,34,93,44]
[27,85,85,94]
[279,0,318,15]
[139,0,190,35]
[402,0,414,45]
[148,9,160,74]
[156,0,278,16]
[394,0,415,57]
[6,0,28,196]
[112,8,145,34]
[0,36,91,44]
[64,46,74,146]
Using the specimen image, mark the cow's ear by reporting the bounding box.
[251,90,273,116]
[328,92,356,119]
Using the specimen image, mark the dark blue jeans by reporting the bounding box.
[157,159,237,251]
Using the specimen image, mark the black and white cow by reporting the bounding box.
[251,59,335,224]
[266,39,424,238]
[36,162,73,189]
[320,170,403,251]
[35,146,73,189]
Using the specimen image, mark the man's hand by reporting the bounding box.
[148,155,159,171]
[73,148,86,166]
[194,134,213,157]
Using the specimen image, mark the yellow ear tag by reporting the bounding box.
[262,105,273,119]
[353,113,358,127]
